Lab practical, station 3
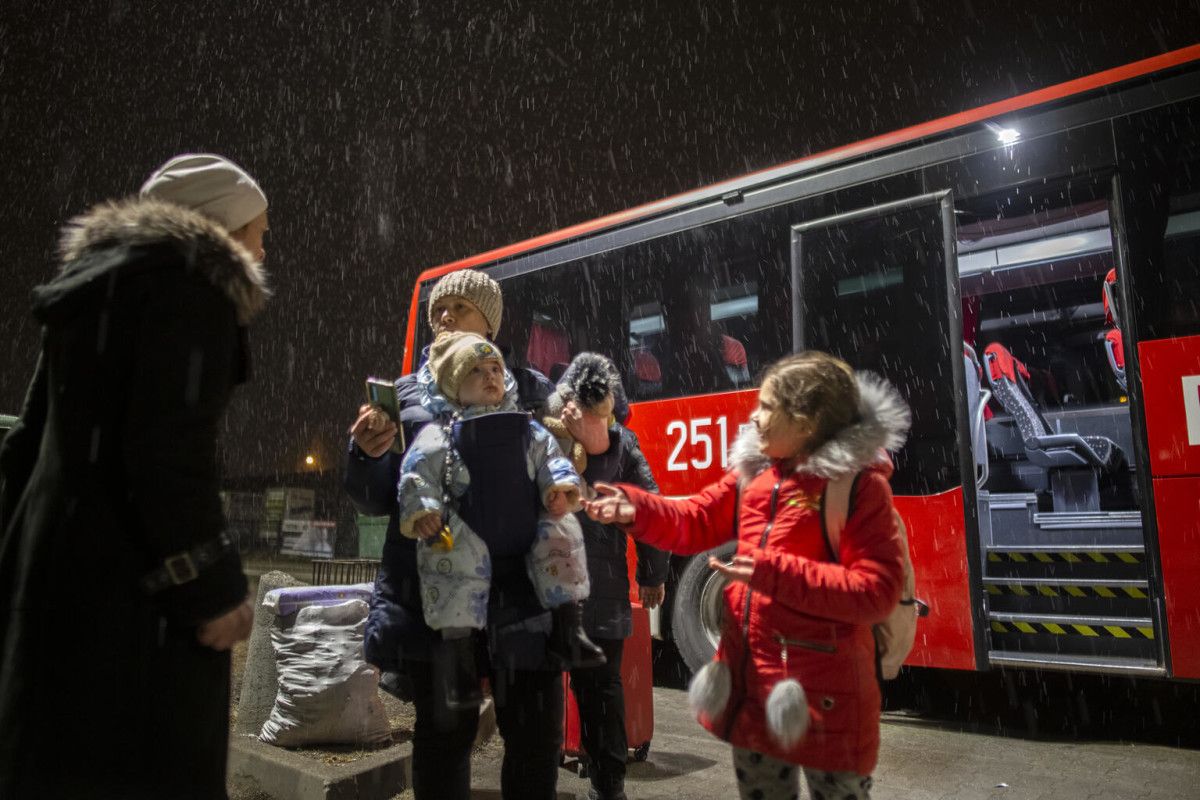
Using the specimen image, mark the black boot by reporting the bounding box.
[433,633,483,710]
[549,602,606,669]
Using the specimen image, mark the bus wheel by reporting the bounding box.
[671,541,737,676]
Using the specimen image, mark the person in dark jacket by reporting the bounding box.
[347,269,610,800]
[0,153,270,799]
[546,353,669,800]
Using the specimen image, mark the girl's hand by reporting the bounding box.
[583,483,635,524]
[708,553,755,585]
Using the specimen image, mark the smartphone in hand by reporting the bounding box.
[365,377,405,454]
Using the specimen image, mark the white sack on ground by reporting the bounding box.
[259,599,390,747]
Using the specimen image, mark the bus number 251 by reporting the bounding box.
[665,416,731,472]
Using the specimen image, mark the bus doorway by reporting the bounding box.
[956,177,1162,675]
[792,190,986,673]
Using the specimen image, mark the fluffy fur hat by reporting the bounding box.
[543,352,623,473]
[546,352,621,419]
[428,331,504,404]
[427,269,504,338]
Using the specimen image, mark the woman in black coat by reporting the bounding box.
[0,156,269,799]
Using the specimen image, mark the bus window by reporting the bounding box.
[490,214,790,401]
[1117,96,1200,342]
[794,195,963,496]
[957,180,1122,409]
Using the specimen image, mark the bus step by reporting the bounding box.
[981,492,1143,548]
[984,545,1147,580]
[983,577,1152,617]
[987,611,1157,662]
[1033,510,1143,530]
[987,650,1164,677]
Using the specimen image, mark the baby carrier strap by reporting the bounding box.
[452,411,539,558]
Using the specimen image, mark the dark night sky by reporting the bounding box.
[1,1,1197,483]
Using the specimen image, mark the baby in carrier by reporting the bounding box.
[398,331,605,707]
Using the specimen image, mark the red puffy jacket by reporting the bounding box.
[621,375,909,774]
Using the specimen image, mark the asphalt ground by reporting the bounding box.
[235,559,1200,799]
[459,682,1200,800]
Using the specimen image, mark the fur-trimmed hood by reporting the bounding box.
[729,371,911,483]
[45,196,269,324]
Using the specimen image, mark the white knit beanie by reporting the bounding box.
[427,269,504,337]
[428,331,505,404]
[140,153,268,232]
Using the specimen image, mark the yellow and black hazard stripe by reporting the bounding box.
[985,583,1149,599]
[987,551,1143,565]
[990,620,1155,639]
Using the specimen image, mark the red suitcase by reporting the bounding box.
[562,602,655,767]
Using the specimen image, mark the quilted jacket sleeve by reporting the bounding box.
[397,424,451,536]
[749,469,904,625]
[530,421,583,512]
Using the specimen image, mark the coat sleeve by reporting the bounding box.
[620,471,739,556]
[343,374,427,517]
[748,470,904,625]
[121,273,247,625]
[343,444,402,517]
[618,427,670,588]
[0,350,49,533]
[397,425,451,536]
[529,421,583,512]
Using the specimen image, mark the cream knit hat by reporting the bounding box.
[140,153,268,232]
[427,269,503,337]
[428,331,505,404]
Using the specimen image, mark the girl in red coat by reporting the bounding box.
[585,351,910,800]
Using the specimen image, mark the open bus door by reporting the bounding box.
[791,190,987,673]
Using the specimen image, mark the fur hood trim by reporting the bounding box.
[57,196,269,323]
[729,371,911,483]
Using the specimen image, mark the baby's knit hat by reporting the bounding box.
[428,331,505,404]
[427,269,503,337]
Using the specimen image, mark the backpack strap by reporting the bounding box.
[819,471,860,563]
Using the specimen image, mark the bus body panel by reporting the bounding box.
[895,490,978,671]
[626,390,757,497]
[1150,477,1200,679]
[1138,335,1200,478]
[1138,334,1200,678]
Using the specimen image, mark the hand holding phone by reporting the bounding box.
[363,377,405,455]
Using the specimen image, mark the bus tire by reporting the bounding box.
[670,541,738,676]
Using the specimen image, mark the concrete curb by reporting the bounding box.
[228,735,412,800]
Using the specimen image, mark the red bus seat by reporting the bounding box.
[982,342,1124,511]
[1102,269,1127,391]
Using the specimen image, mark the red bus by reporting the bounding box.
[403,45,1200,681]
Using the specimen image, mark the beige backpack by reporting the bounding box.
[822,472,928,680]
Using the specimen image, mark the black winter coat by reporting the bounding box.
[348,363,555,669]
[577,426,669,640]
[0,198,268,799]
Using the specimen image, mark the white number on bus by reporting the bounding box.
[666,416,731,472]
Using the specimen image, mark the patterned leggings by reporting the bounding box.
[732,747,873,800]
